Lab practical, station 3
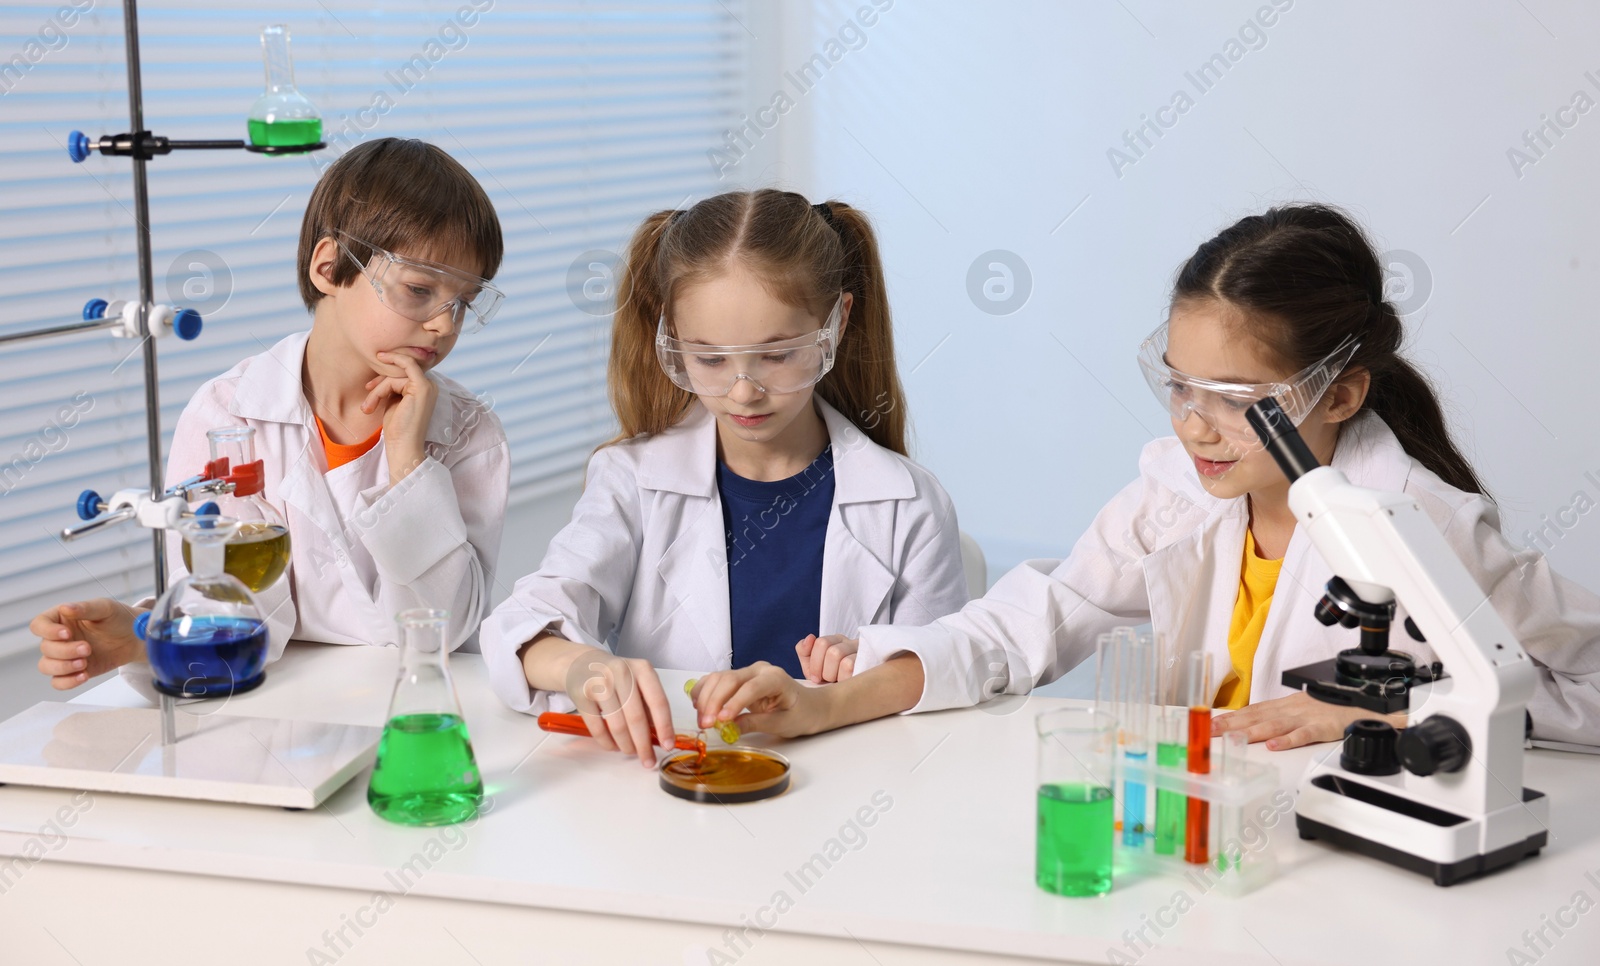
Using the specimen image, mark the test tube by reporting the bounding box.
[1119,632,1153,847]
[1152,632,1186,855]
[1093,632,1118,717]
[1093,633,1121,836]
[1184,651,1214,865]
[1218,729,1247,872]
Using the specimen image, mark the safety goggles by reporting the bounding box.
[1136,322,1359,448]
[335,230,504,334]
[655,294,843,397]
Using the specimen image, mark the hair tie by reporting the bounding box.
[813,201,838,230]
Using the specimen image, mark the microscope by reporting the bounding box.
[1246,399,1546,886]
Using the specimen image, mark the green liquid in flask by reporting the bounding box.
[248,117,322,147]
[367,712,483,826]
[1035,782,1113,896]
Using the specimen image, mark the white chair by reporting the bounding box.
[959,530,987,600]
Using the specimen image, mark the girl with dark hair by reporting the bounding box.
[697,204,1600,750]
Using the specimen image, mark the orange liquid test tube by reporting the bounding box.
[536,711,705,757]
[1184,652,1214,865]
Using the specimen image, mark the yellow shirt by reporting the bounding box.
[1214,529,1283,710]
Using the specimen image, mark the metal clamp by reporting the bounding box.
[81,298,202,341]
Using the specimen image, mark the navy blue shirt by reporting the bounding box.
[718,445,836,678]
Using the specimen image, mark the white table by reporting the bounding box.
[0,643,1597,966]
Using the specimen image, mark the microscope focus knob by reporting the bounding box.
[1341,719,1401,776]
[1399,715,1471,777]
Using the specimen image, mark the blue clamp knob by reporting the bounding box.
[133,611,150,642]
[195,501,219,517]
[76,489,102,521]
[83,298,108,321]
[68,130,91,163]
[173,307,202,341]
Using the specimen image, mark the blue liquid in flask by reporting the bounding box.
[146,615,268,698]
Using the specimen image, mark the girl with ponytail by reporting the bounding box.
[480,190,969,763]
[699,204,1600,751]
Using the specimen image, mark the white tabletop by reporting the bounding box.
[1,642,1597,965]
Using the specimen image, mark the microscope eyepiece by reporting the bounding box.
[1246,398,1322,483]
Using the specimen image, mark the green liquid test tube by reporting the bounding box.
[1154,736,1186,854]
[1152,632,1186,855]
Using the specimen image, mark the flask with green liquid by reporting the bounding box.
[367,608,484,826]
[247,25,322,148]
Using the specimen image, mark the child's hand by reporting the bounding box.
[795,633,858,683]
[366,350,438,484]
[32,599,144,690]
[563,652,675,768]
[691,662,834,738]
[1213,691,1405,750]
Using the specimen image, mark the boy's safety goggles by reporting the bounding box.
[655,294,843,397]
[1136,322,1359,448]
[335,230,504,334]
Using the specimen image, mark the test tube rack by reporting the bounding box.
[1112,736,1283,897]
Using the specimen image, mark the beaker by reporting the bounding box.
[141,516,269,698]
[368,609,484,826]
[183,426,290,592]
[1035,707,1115,897]
[247,25,322,148]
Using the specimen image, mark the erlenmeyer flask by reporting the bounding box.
[182,426,291,593]
[368,609,484,826]
[138,516,269,698]
[246,25,322,148]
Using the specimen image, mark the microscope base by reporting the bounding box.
[1298,813,1546,886]
[1295,771,1548,886]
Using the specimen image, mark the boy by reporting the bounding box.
[33,138,509,688]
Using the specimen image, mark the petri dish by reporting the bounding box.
[658,746,791,804]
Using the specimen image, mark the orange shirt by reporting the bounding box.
[314,416,382,471]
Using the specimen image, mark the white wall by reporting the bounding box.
[728,0,1600,592]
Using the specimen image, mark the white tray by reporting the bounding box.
[0,701,380,809]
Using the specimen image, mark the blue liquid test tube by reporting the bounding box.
[1119,631,1153,847]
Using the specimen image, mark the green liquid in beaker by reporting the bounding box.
[247,116,322,147]
[1154,740,1187,855]
[1036,783,1113,897]
[367,712,483,827]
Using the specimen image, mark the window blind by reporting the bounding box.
[0,0,748,657]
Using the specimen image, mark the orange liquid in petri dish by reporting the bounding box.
[659,747,791,802]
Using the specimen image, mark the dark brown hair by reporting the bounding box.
[608,189,908,455]
[1172,204,1488,497]
[297,138,503,310]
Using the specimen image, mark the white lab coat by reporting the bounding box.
[129,331,507,689]
[480,398,970,714]
[853,412,1600,745]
